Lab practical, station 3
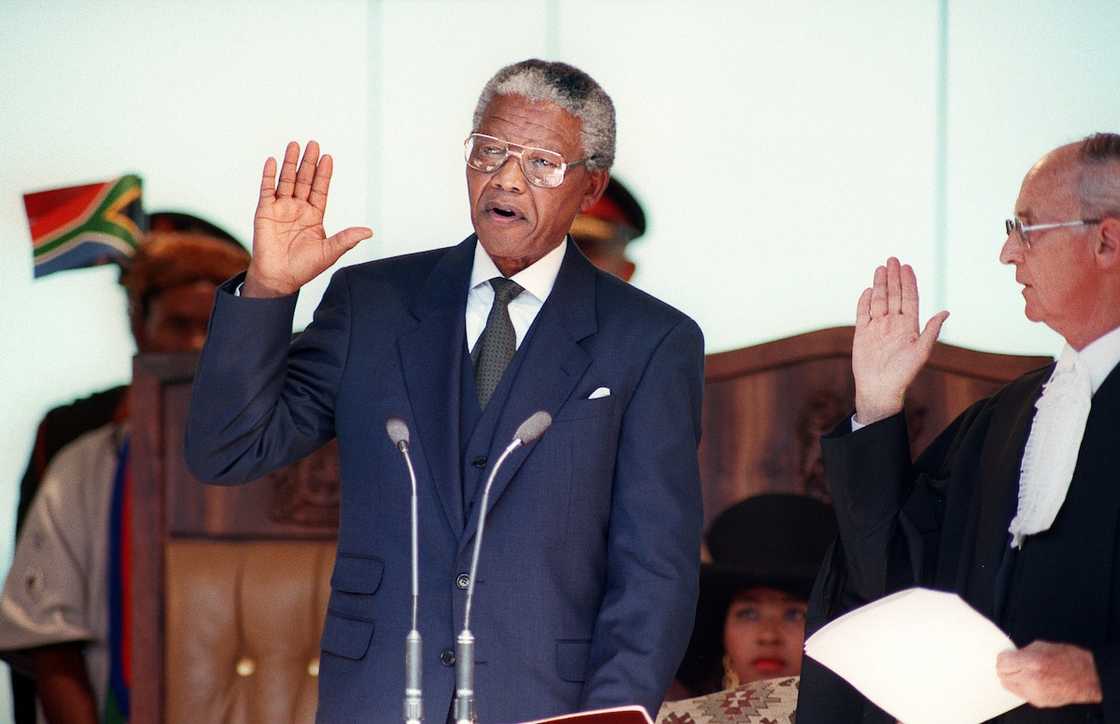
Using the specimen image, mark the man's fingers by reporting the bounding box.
[293,140,320,202]
[886,257,902,315]
[996,649,1024,674]
[326,226,374,257]
[998,671,1031,700]
[259,157,277,204]
[309,154,334,214]
[276,141,300,197]
[918,310,950,353]
[856,287,872,327]
[870,265,887,317]
[901,263,919,320]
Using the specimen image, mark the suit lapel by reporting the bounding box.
[459,243,597,551]
[398,237,475,537]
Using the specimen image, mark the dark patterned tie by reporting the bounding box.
[473,277,524,408]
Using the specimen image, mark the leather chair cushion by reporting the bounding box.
[165,540,335,724]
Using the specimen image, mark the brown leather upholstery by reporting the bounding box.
[164,541,335,724]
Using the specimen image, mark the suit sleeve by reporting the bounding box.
[581,317,705,717]
[817,402,985,605]
[184,270,353,484]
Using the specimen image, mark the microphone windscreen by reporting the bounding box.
[386,417,410,446]
[515,411,552,444]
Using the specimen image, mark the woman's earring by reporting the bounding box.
[721,653,741,690]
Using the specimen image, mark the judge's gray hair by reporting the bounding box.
[1079,132,1120,219]
[473,59,615,172]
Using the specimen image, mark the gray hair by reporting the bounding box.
[1078,132,1120,219]
[473,59,616,172]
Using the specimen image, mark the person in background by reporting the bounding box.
[0,227,249,724]
[13,212,241,543]
[569,176,646,282]
[672,493,836,698]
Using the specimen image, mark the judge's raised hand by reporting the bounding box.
[243,141,373,298]
[852,257,949,425]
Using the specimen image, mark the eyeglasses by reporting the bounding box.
[464,133,587,188]
[1004,217,1100,249]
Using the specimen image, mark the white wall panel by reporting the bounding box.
[555,0,940,352]
[943,1,1120,354]
[373,0,549,259]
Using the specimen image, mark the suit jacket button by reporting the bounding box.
[440,648,456,666]
[471,455,487,469]
[456,573,471,590]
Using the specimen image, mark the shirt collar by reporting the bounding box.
[469,237,567,304]
[1063,324,1120,395]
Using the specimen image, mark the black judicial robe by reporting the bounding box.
[799,361,1120,723]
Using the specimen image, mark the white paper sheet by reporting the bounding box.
[804,587,1025,724]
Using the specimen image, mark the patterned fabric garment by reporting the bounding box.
[657,677,799,724]
[473,276,524,407]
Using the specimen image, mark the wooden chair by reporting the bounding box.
[130,353,339,724]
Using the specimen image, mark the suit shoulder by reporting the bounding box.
[333,246,451,288]
[594,269,699,335]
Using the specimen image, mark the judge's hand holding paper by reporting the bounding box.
[798,139,1120,724]
[804,587,1025,723]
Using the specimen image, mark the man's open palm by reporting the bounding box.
[852,257,949,424]
[245,140,372,297]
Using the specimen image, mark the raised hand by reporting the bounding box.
[852,257,949,425]
[243,141,373,298]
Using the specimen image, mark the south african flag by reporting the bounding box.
[24,175,144,279]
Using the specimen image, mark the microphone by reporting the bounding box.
[453,411,553,724]
[387,417,423,724]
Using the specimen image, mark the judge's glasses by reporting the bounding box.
[464,133,587,188]
[1004,217,1100,249]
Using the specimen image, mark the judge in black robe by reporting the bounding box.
[798,133,1120,723]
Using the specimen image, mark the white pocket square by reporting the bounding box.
[588,387,611,400]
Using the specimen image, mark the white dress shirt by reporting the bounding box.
[1075,323,1120,395]
[465,238,566,354]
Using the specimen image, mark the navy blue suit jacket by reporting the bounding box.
[185,237,704,723]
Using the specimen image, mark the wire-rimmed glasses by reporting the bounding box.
[464,133,587,188]
[1004,217,1100,249]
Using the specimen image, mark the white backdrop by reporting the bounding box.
[0,0,1118,720]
